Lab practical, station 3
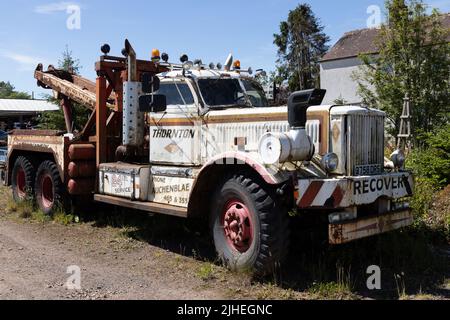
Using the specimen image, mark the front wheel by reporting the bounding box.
[35,161,65,215]
[210,173,290,276]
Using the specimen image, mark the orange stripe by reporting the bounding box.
[331,186,344,207]
[206,114,287,124]
[150,113,288,126]
[299,181,323,208]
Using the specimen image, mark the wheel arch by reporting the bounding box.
[7,149,62,186]
[187,152,289,218]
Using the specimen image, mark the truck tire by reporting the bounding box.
[34,161,65,215]
[12,156,35,203]
[211,173,290,276]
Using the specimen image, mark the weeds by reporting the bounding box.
[394,272,407,299]
[307,265,355,300]
[197,263,216,281]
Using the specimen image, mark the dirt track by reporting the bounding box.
[0,215,227,300]
[0,186,448,300]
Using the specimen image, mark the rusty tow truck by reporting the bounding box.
[5,41,414,275]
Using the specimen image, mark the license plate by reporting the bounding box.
[354,164,383,176]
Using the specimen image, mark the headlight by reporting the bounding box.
[321,153,339,172]
[390,149,405,168]
[183,61,193,70]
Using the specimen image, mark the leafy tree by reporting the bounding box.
[254,70,272,88]
[353,0,450,138]
[0,81,31,99]
[39,46,89,132]
[407,124,450,188]
[273,3,330,91]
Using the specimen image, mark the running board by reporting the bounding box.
[94,194,188,218]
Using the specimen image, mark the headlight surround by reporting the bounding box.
[321,153,339,173]
[390,149,405,168]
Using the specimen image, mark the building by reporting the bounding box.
[320,13,450,105]
[0,99,59,130]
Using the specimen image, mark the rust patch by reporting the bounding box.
[11,129,63,137]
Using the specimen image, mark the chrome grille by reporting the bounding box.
[347,113,385,176]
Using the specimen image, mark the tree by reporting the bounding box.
[273,3,330,91]
[0,81,31,99]
[38,46,89,131]
[353,0,450,139]
[58,45,81,74]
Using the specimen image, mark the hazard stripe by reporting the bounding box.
[299,181,324,208]
[331,185,345,207]
[312,181,338,207]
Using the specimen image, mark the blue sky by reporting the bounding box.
[0,0,449,98]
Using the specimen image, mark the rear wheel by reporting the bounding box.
[35,161,65,215]
[210,173,290,276]
[11,156,35,203]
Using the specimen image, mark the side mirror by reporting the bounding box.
[139,94,167,113]
[141,73,160,93]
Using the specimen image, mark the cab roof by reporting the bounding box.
[160,68,254,80]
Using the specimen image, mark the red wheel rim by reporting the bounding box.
[16,168,26,197]
[41,174,54,209]
[221,199,253,253]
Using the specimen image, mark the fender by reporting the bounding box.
[196,151,289,187]
[187,152,290,217]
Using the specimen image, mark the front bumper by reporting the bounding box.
[329,209,413,244]
[296,172,414,209]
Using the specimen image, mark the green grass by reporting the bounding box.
[7,199,34,219]
[196,263,216,281]
[307,265,355,300]
[5,195,75,225]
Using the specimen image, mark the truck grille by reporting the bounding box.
[347,114,385,176]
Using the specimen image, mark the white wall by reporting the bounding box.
[320,57,372,105]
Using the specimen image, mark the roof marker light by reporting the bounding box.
[152,49,161,62]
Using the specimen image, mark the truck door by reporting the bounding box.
[148,79,201,166]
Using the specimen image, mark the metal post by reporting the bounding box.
[61,97,73,133]
[397,94,412,153]
[96,76,107,167]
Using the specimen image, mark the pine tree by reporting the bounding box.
[353,0,449,139]
[273,4,330,91]
[39,46,88,131]
[58,45,81,74]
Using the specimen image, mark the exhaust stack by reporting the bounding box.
[118,40,145,158]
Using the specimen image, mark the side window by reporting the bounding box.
[158,83,194,106]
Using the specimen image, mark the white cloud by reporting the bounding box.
[1,51,47,72]
[428,0,450,11]
[34,2,79,14]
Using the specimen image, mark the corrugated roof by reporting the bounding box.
[321,12,450,62]
[0,99,59,114]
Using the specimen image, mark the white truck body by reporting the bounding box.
[96,67,413,246]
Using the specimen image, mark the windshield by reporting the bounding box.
[158,82,194,106]
[197,79,247,108]
[241,79,269,108]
